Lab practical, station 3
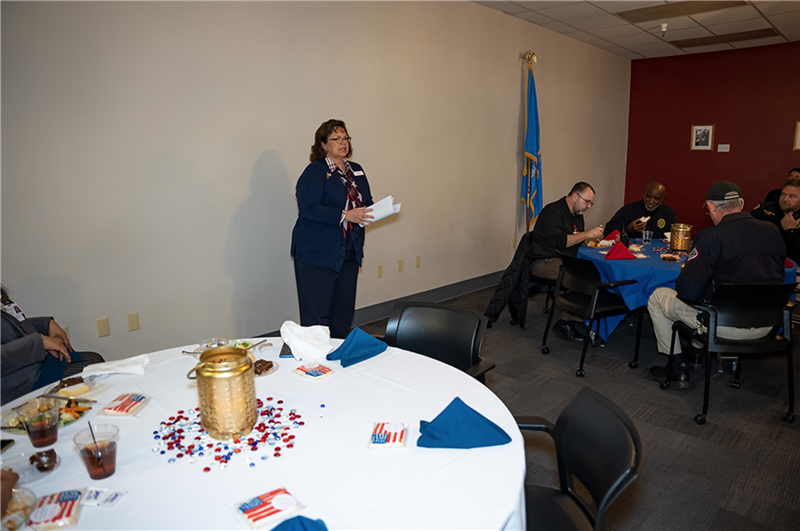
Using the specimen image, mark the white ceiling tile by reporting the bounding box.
[513,1,579,10]
[536,2,607,21]
[539,20,581,32]
[768,11,800,30]
[634,16,700,32]
[614,49,646,60]
[684,43,735,53]
[608,32,664,46]
[690,5,762,25]
[476,1,529,14]
[588,1,666,14]
[588,24,646,39]
[589,39,624,50]
[705,18,772,35]
[660,26,713,41]
[754,1,800,17]
[515,10,558,24]
[729,36,790,47]
[567,14,628,30]
[563,30,604,43]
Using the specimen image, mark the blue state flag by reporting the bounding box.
[521,65,543,232]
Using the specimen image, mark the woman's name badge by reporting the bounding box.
[353,170,364,176]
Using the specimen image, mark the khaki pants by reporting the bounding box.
[647,287,772,355]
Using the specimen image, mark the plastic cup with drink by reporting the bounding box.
[74,424,119,480]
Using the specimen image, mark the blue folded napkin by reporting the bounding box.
[326,327,387,368]
[271,516,328,531]
[417,397,512,449]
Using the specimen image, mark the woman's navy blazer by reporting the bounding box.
[291,159,373,272]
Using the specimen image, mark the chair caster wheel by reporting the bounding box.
[509,319,517,326]
[659,381,670,390]
[730,381,741,389]
[541,346,550,355]
[628,361,638,369]
[543,308,549,314]
[575,369,585,377]
[694,414,706,425]
[783,412,795,423]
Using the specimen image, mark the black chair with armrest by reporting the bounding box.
[662,283,797,425]
[381,301,495,383]
[515,387,642,531]
[542,252,643,377]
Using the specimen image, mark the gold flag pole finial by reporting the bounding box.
[524,50,537,66]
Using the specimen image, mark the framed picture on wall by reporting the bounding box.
[794,121,800,151]
[691,125,714,151]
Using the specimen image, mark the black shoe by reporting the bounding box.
[553,320,585,342]
[680,337,705,369]
[649,364,691,390]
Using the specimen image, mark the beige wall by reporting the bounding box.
[1,2,630,360]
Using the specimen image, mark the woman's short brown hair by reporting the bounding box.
[310,119,352,162]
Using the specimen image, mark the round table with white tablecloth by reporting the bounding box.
[1,339,526,530]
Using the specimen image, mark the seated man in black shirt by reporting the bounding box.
[752,177,800,264]
[530,182,604,340]
[761,167,800,205]
[603,182,676,239]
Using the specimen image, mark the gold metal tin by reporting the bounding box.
[670,223,692,252]
[187,347,257,441]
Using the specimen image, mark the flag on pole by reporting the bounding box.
[522,63,542,232]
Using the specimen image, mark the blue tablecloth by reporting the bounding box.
[577,243,797,340]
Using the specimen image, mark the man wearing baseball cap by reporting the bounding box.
[647,181,786,389]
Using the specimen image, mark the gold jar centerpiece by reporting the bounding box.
[670,223,692,252]
[187,346,257,441]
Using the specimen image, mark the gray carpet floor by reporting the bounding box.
[359,287,800,531]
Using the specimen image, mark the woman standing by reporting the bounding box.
[291,120,373,338]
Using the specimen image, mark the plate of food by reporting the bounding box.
[1,486,37,531]
[1,450,61,485]
[254,359,278,377]
[2,404,91,434]
[47,375,96,397]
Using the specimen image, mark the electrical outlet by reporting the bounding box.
[398,259,404,272]
[415,256,421,269]
[127,312,140,332]
[63,326,69,338]
[96,318,110,338]
[377,264,383,278]
[512,237,516,249]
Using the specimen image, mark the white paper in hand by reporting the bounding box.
[360,195,401,227]
[280,321,333,361]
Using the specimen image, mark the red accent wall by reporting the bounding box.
[626,42,800,232]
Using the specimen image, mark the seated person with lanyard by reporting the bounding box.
[752,177,800,264]
[530,182,604,341]
[761,167,800,206]
[1,286,104,405]
[647,182,785,389]
[603,181,676,239]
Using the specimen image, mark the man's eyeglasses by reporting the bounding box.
[327,136,351,144]
[575,193,594,207]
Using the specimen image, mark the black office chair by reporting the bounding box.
[381,301,495,383]
[542,252,643,377]
[528,259,558,315]
[516,387,642,531]
[662,283,796,425]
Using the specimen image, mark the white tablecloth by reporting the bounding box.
[2,340,526,530]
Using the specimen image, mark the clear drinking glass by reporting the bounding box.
[642,230,653,245]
